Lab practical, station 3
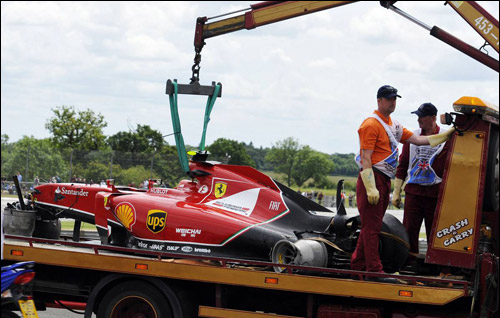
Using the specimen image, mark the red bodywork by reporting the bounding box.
[32,161,332,259]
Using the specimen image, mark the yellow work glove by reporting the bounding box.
[392,178,404,208]
[427,128,455,147]
[360,168,379,205]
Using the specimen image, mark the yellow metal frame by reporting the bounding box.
[199,306,304,318]
[4,240,466,306]
[431,130,485,253]
[447,1,499,53]
[203,1,353,39]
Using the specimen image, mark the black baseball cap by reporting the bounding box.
[377,85,401,99]
[411,102,438,117]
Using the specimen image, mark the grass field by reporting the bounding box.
[61,220,97,231]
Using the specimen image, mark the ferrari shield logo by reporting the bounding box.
[214,182,227,198]
[147,210,167,234]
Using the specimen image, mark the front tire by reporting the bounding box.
[97,281,174,318]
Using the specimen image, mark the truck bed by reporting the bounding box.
[3,234,471,307]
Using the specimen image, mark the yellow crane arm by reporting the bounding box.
[446,1,499,53]
[194,1,354,51]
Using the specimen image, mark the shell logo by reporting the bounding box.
[115,202,136,230]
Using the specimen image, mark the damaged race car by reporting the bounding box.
[6,80,410,274]
[27,163,409,274]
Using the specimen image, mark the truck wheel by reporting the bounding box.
[97,281,174,318]
[483,127,499,212]
[1,310,21,318]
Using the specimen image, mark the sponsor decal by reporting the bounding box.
[213,201,249,214]
[55,186,89,197]
[176,228,202,238]
[146,209,167,234]
[103,196,110,210]
[135,241,211,254]
[149,188,168,194]
[436,218,474,247]
[137,240,165,251]
[198,185,209,194]
[206,188,260,216]
[269,201,281,211]
[194,247,211,253]
[115,202,136,230]
[214,182,227,198]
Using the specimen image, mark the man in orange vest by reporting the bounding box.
[352,85,454,282]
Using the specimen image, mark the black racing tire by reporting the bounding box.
[0,310,21,318]
[483,127,499,212]
[97,280,174,318]
[379,213,410,273]
[32,219,61,239]
[109,226,131,247]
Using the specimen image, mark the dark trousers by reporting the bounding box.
[350,170,390,273]
[403,193,437,253]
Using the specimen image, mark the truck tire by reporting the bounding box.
[97,280,174,318]
[483,127,499,212]
[1,310,21,318]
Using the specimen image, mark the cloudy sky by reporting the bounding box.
[2,1,498,154]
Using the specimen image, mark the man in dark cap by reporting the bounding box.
[392,102,449,255]
[353,86,454,282]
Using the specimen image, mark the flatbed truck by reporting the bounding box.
[1,232,480,318]
[2,2,499,318]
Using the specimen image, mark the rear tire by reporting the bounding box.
[97,280,174,318]
[379,213,410,273]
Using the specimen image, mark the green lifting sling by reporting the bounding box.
[166,79,222,175]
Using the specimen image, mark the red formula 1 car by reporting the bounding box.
[29,158,409,273]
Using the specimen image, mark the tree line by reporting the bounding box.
[2,106,359,189]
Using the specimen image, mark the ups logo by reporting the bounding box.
[147,209,167,234]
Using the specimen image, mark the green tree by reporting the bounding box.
[243,142,272,170]
[330,153,358,176]
[266,138,335,187]
[207,138,255,167]
[46,105,107,150]
[3,136,66,183]
[115,165,149,187]
[152,145,186,187]
[1,134,13,178]
[73,161,110,184]
[107,124,165,153]
[291,146,334,187]
[265,137,300,186]
[107,125,167,171]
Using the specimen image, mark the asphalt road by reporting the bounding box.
[38,307,89,318]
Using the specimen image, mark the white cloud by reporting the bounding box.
[1,1,498,155]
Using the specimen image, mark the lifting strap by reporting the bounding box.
[166,79,222,174]
[199,84,222,151]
